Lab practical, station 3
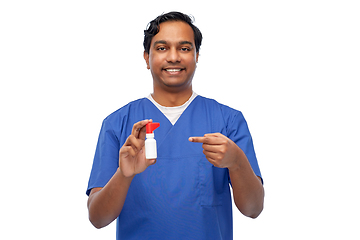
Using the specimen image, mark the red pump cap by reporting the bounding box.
[146,122,160,133]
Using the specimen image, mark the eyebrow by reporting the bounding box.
[180,41,194,47]
[153,40,194,48]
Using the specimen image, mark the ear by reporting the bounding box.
[144,51,150,69]
[196,52,199,63]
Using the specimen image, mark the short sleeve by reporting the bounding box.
[86,118,120,195]
[226,111,263,183]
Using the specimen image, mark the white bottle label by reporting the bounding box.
[145,138,157,159]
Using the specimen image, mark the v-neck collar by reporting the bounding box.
[144,96,200,149]
[145,95,199,127]
[146,92,198,125]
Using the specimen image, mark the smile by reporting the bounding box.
[164,69,183,72]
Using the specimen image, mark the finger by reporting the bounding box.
[204,133,221,137]
[189,135,226,145]
[124,135,144,153]
[120,145,137,158]
[203,149,223,161]
[131,119,153,137]
[188,136,208,143]
[204,133,228,140]
[138,119,153,140]
[146,158,157,166]
[202,143,223,153]
[202,151,218,166]
[131,119,151,137]
[202,150,225,168]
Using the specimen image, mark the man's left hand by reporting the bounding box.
[189,133,245,171]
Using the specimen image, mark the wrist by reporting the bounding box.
[228,161,241,173]
[117,167,135,181]
[227,147,245,172]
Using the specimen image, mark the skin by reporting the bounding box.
[88,20,264,229]
[144,21,199,107]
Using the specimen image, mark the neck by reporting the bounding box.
[151,87,193,107]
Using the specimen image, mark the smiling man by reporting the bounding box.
[87,12,264,240]
[145,20,199,106]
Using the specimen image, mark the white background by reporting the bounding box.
[1,1,359,239]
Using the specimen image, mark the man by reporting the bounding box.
[87,11,264,240]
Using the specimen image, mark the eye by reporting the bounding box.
[180,47,190,52]
[157,47,167,51]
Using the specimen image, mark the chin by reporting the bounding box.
[163,79,192,89]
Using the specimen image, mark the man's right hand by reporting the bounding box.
[119,119,156,178]
[88,120,155,228]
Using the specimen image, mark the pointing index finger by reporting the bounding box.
[189,136,207,143]
[189,133,225,144]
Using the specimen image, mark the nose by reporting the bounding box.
[166,48,181,63]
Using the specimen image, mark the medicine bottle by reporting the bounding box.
[145,122,160,159]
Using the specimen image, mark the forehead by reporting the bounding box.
[152,21,195,45]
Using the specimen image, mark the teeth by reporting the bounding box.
[165,69,182,72]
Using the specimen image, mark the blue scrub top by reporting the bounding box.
[87,96,262,240]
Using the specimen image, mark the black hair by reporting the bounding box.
[143,11,202,54]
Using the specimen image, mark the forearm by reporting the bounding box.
[229,150,264,218]
[87,168,133,228]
